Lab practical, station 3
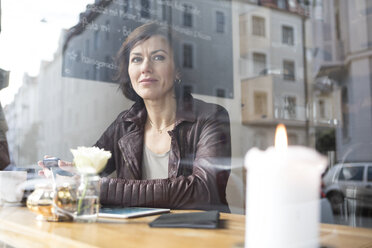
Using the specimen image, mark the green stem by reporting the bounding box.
[77,175,88,215]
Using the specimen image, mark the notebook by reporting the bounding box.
[98,207,170,219]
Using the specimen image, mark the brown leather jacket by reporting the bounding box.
[96,94,231,212]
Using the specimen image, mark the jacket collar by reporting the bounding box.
[121,93,197,127]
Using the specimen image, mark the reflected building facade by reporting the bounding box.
[7,0,368,213]
[4,74,39,166]
[237,0,309,149]
[62,0,234,98]
[311,0,372,163]
[3,0,244,213]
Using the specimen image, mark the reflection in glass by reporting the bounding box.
[1,0,372,227]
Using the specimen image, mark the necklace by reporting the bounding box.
[148,118,175,134]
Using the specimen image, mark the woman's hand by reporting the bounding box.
[37,155,75,178]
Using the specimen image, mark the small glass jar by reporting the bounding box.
[75,173,100,222]
[26,184,57,221]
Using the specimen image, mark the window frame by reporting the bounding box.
[216,11,225,33]
[338,166,365,182]
[252,15,265,37]
[282,25,294,46]
[283,59,295,81]
[182,3,194,28]
[253,52,267,75]
[283,95,297,118]
[182,43,194,69]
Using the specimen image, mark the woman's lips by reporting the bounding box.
[139,78,157,85]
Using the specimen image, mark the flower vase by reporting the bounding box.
[75,173,100,222]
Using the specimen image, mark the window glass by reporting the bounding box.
[339,166,364,181]
[141,0,150,18]
[282,25,294,45]
[368,167,372,182]
[253,52,266,75]
[1,0,372,230]
[254,91,268,116]
[182,44,193,68]
[183,4,193,27]
[283,96,297,119]
[283,60,295,81]
[216,11,225,33]
[252,16,265,37]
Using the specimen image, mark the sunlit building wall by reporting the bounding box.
[4,74,39,166]
[311,0,372,163]
[237,1,307,150]
[37,30,129,162]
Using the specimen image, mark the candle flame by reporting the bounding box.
[275,124,288,150]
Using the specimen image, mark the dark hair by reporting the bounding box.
[115,22,181,103]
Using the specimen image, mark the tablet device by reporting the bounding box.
[98,207,170,219]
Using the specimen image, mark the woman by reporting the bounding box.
[40,22,231,212]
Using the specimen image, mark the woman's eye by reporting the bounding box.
[131,57,142,63]
[153,55,165,61]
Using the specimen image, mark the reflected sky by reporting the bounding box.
[0,0,92,105]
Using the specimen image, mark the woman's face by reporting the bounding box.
[128,35,176,101]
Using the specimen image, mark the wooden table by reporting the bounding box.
[1,207,372,248]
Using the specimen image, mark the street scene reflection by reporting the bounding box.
[0,0,372,227]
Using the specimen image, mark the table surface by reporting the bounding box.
[1,207,372,248]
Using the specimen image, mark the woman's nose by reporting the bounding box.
[141,57,152,74]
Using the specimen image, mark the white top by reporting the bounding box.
[141,145,169,180]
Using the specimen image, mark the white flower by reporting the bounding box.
[70,146,111,174]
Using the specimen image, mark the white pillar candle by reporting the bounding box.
[245,125,326,248]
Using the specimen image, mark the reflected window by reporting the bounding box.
[183,4,193,27]
[283,60,295,81]
[318,99,326,118]
[282,25,294,45]
[253,52,266,75]
[252,16,265,37]
[342,87,350,140]
[339,166,364,181]
[284,96,296,118]
[182,44,193,68]
[368,167,372,182]
[162,0,167,21]
[216,11,225,33]
[94,31,99,50]
[141,0,150,18]
[124,0,129,13]
[254,91,268,117]
[278,0,286,9]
